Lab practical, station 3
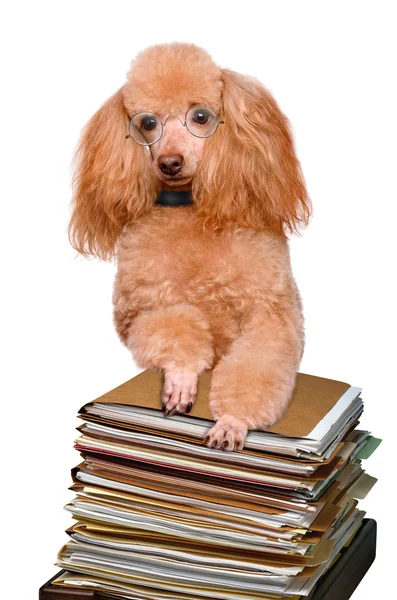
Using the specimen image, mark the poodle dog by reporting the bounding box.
[68,42,312,452]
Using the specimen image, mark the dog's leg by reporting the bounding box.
[204,299,304,451]
[125,304,214,415]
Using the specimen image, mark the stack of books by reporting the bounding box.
[52,370,380,599]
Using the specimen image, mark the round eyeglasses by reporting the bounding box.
[126,105,225,146]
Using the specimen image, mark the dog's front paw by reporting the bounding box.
[203,415,248,451]
[161,368,198,416]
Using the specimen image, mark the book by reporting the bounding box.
[53,369,380,599]
[80,370,364,458]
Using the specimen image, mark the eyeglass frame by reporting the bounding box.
[125,104,225,146]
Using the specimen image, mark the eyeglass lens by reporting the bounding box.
[129,106,219,145]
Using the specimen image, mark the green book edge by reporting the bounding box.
[356,436,382,460]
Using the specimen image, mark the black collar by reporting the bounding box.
[155,190,193,206]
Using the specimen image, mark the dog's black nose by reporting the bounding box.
[158,154,183,176]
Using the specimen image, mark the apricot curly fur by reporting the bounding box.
[67,42,313,451]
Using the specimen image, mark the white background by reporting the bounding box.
[1,1,396,598]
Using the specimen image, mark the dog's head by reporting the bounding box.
[69,42,311,260]
[123,43,223,188]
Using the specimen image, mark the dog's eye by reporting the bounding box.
[192,108,210,125]
[140,116,157,131]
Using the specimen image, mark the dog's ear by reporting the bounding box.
[193,69,312,236]
[68,87,159,260]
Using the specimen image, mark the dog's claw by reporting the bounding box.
[202,416,248,452]
[161,368,198,417]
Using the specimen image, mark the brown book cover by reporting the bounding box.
[79,370,354,438]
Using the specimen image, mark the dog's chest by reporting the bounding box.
[118,210,284,310]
